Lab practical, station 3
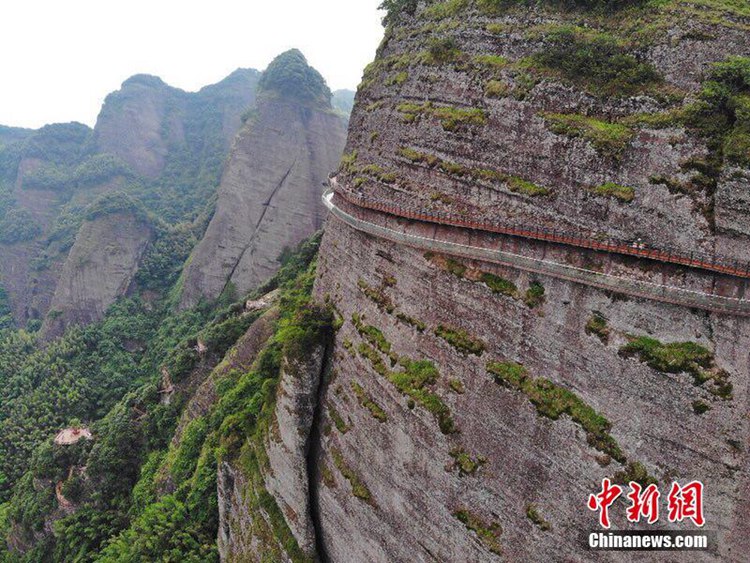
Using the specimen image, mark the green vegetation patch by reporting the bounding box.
[506,176,549,196]
[435,325,486,356]
[480,272,518,297]
[379,0,418,25]
[692,400,711,415]
[526,503,552,531]
[613,461,657,487]
[589,182,635,203]
[397,102,486,131]
[351,381,388,422]
[424,37,463,64]
[331,447,374,504]
[358,342,455,434]
[357,279,395,313]
[488,361,625,462]
[542,113,635,159]
[396,312,426,332]
[527,25,662,97]
[585,313,610,344]
[385,71,409,86]
[454,508,503,555]
[0,208,41,243]
[449,448,487,475]
[619,336,732,398]
[445,258,468,278]
[399,146,551,196]
[474,55,510,71]
[449,379,465,394]
[685,56,750,168]
[524,282,546,308]
[425,0,469,19]
[485,79,511,98]
[329,405,350,433]
[258,49,332,104]
[352,314,392,357]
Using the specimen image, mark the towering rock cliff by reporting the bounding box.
[0,69,259,331]
[304,1,750,561]
[41,198,155,339]
[93,69,259,179]
[180,50,348,309]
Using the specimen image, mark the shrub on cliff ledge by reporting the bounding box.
[379,0,418,25]
[542,112,635,159]
[589,182,635,203]
[0,208,41,243]
[619,336,733,399]
[530,26,661,97]
[435,325,486,356]
[479,0,643,14]
[686,56,750,168]
[488,361,625,462]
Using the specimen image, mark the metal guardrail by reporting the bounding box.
[330,178,750,280]
[322,188,750,317]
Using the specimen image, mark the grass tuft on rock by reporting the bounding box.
[454,508,503,555]
[589,182,635,203]
[619,336,732,398]
[488,361,625,462]
[435,325,486,356]
[542,112,635,159]
[526,503,552,531]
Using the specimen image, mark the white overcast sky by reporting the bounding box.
[0,0,385,129]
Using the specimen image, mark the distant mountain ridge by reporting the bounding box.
[0,67,261,333]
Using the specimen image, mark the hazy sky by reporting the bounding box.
[0,0,385,129]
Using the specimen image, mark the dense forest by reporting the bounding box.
[0,233,327,562]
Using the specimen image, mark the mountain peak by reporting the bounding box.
[258,49,332,105]
[120,74,168,89]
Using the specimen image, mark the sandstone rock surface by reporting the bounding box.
[180,52,347,308]
[41,211,154,338]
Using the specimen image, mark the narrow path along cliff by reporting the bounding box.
[324,183,750,316]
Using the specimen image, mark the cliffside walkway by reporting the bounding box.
[330,179,750,280]
[323,185,750,317]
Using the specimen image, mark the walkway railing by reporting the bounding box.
[330,178,750,280]
[323,187,750,317]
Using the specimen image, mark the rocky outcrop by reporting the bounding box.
[306,2,750,562]
[180,51,348,309]
[261,343,327,559]
[92,75,179,179]
[172,306,279,446]
[92,70,259,179]
[217,342,328,563]
[0,69,260,329]
[41,210,154,338]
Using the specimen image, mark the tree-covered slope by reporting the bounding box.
[0,233,329,563]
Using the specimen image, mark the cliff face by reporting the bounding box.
[180,50,348,309]
[0,69,259,331]
[302,2,750,562]
[93,70,260,179]
[92,75,179,179]
[41,210,154,339]
[0,123,93,325]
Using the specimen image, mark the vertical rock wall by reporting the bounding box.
[308,2,750,561]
